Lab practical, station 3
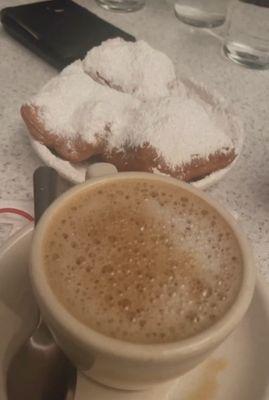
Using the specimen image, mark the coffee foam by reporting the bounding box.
[43,179,242,344]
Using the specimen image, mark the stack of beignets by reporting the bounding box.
[21,38,236,182]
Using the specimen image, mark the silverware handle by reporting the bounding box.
[33,167,59,225]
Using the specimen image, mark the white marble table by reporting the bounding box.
[0,0,268,279]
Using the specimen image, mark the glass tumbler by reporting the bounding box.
[223,0,269,69]
[174,0,229,28]
[95,0,145,12]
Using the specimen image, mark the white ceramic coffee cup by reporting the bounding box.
[30,165,255,390]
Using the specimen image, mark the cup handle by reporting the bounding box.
[85,163,118,180]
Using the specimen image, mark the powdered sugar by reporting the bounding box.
[28,39,235,170]
[126,96,233,166]
[33,60,139,143]
[83,38,183,100]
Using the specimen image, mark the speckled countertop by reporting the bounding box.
[0,0,268,278]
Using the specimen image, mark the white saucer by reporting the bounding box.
[1,225,268,400]
[30,79,244,190]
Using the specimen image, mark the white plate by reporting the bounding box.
[2,225,268,400]
[30,79,244,189]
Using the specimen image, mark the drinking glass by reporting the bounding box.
[95,0,145,12]
[223,0,269,69]
[174,0,229,28]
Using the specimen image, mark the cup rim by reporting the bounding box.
[30,171,255,362]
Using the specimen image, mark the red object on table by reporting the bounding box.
[0,208,34,222]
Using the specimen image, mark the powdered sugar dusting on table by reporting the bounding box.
[28,38,235,170]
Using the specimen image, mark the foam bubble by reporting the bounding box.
[43,179,242,344]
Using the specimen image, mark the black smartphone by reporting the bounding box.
[1,0,135,70]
